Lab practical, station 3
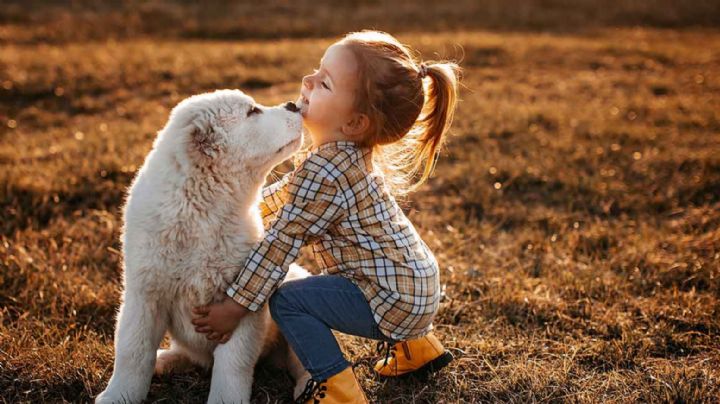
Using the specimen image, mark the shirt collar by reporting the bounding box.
[313,140,360,152]
[308,140,374,171]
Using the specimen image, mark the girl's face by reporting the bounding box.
[298,43,360,146]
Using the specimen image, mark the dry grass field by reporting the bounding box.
[1,1,719,403]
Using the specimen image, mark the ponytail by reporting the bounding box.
[407,61,461,193]
[338,30,462,197]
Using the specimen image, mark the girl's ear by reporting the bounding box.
[341,112,370,138]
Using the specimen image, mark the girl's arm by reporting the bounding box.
[228,167,346,311]
[259,172,293,229]
[259,151,309,228]
[193,152,344,340]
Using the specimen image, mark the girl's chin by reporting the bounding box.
[301,113,313,126]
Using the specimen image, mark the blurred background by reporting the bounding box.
[1,1,719,403]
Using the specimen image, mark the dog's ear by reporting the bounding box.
[191,124,221,158]
[187,112,227,159]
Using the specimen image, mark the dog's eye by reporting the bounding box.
[247,106,263,117]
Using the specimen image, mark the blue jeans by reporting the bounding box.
[269,274,397,380]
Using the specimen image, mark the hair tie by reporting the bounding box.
[418,63,428,79]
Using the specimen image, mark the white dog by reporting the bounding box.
[96,89,309,404]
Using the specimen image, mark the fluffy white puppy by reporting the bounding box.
[96,89,308,404]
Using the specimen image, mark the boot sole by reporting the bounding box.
[381,350,454,379]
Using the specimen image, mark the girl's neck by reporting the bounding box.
[309,129,362,151]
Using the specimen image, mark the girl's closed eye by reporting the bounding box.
[312,68,331,90]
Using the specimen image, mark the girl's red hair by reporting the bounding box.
[339,30,462,196]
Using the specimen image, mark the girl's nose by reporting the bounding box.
[302,75,314,90]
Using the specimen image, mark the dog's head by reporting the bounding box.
[166,89,303,179]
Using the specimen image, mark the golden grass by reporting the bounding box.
[1,6,719,403]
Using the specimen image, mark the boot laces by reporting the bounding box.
[375,340,397,367]
[295,378,328,404]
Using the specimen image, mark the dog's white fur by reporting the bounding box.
[96,90,309,404]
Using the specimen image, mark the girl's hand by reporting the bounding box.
[192,296,250,343]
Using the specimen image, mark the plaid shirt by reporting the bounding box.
[226,140,440,340]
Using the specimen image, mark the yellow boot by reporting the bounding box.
[374,333,453,377]
[295,366,368,404]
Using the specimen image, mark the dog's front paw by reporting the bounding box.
[95,377,150,404]
[95,388,139,404]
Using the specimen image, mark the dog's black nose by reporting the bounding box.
[284,101,300,113]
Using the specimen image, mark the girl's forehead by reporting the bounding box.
[321,44,358,87]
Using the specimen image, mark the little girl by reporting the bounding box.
[191,30,460,403]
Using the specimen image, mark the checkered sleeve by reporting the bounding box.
[259,171,293,229]
[226,163,346,311]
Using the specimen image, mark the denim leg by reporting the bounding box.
[269,274,394,380]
